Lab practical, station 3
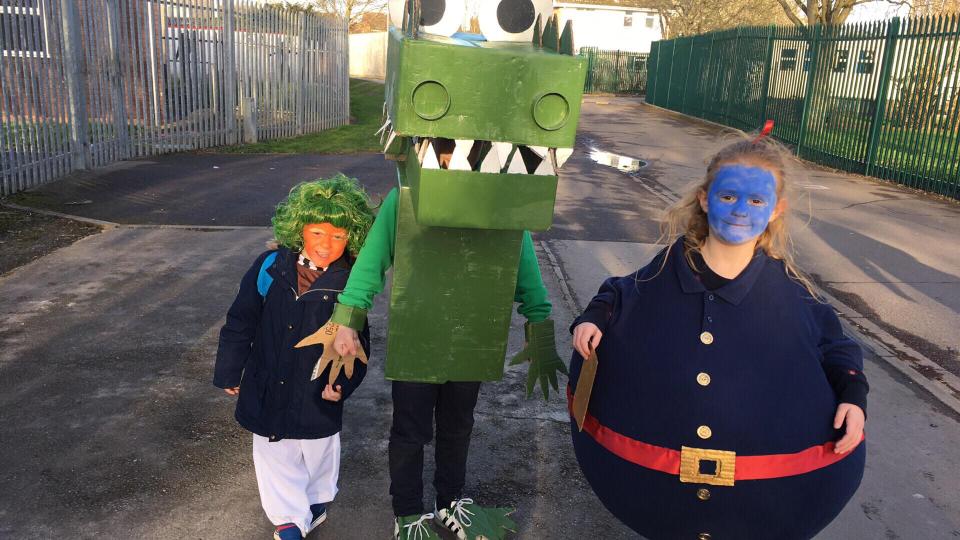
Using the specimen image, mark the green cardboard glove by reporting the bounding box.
[509,319,568,400]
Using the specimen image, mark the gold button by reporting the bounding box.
[697,372,711,386]
[697,425,712,439]
[697,488,711,501]
[699,331,714,345]
[698,533,712,540]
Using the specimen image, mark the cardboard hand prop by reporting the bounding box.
[509,319,568,400]
[296,321,368,384]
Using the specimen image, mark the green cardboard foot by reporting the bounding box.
[460,505,517,540]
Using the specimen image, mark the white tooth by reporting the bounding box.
[422,143,440,169]
[449,152,471,170]
[455,139,474,153]
[492,142,513,168]
[449,139,473,170]
[375,119,391,137]
[382,130,397,153]
[528,145,549,158]
[555,148,573,168]
[480,147,500,173]
[418,138,431,162]
[534,157,555,176]
[506,152,528,174]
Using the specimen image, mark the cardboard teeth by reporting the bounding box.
[555,147,574,168]
[422,142,440,169]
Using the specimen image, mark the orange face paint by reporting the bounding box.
[301,222,349,268]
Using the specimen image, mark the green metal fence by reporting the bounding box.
[581,48,649,94]
[647,15,960,198]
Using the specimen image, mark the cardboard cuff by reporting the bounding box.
[525,319,556,351]
[331,303,367,330]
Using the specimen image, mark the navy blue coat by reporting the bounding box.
[569,240,865,540]
[214,248,370,441]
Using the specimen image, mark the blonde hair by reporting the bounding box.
[657,135,820,299]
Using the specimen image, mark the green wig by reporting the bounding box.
[272,174,375,254]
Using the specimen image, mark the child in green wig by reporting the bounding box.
[214,174,376,540]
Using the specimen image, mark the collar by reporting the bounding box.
[672,237,768,306]
[271,247,352,288]
[297,253,323,271]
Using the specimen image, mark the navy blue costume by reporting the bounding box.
[568,239,866,540]
[214,248,370,441]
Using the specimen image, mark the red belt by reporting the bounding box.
[567,387,863,486]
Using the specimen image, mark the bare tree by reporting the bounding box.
[774,0,911,27]
[910,0,960,14]
[652,0,791,38]
[277,0,388,27]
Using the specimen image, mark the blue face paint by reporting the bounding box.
[706,164,778,245]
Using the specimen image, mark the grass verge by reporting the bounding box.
[0,205,101,276]
[217,79,385,154]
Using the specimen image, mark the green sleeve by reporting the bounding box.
[514,231,552,323]
[337,187,398,311]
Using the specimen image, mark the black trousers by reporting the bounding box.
[389,380,482,517]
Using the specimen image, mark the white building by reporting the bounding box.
[554,1,662,53]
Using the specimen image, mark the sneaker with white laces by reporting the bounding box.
[307,503,327,533]
[433,498,476,540]
[394,513,439,540]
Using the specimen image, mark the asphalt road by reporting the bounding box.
[2,99,960,538]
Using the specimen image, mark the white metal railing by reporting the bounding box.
[0,0,349,195]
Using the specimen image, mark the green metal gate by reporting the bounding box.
[581,48,649,95]
[646,15,960,199]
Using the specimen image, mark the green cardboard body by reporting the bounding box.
[405,147,558,230]
[385,176,523,383]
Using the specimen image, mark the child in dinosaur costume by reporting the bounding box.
[296,1,586,538]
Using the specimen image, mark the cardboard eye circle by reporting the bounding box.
[532,93,570,131]
[498,0,536,33]
[420,0,465,37]
[479,0,551,42]
[411,80,450,120]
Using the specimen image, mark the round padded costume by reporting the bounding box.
[568,241,865,540]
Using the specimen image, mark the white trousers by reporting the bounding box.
[252,433,341,535]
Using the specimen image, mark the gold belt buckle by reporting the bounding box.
[679,446,736,487]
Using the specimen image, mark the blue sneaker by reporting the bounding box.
[273,523,302,540]
[308,503,327,532]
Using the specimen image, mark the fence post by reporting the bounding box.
[723,27,742,124]
[59,0,88,171]
[646,43,657,101]
[758,25,776,126]
[665,38,676,108]
[680,38,694,113]
[105,0,130,159]
[865,18,901,176]
[297,13,307,135]
[701,32,715,115]
[797,24,822,155]
[223,0,238,142]
[240,97,258,143]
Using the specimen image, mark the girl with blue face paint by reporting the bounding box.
[702,163,779,246]
[569,137,868,539]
